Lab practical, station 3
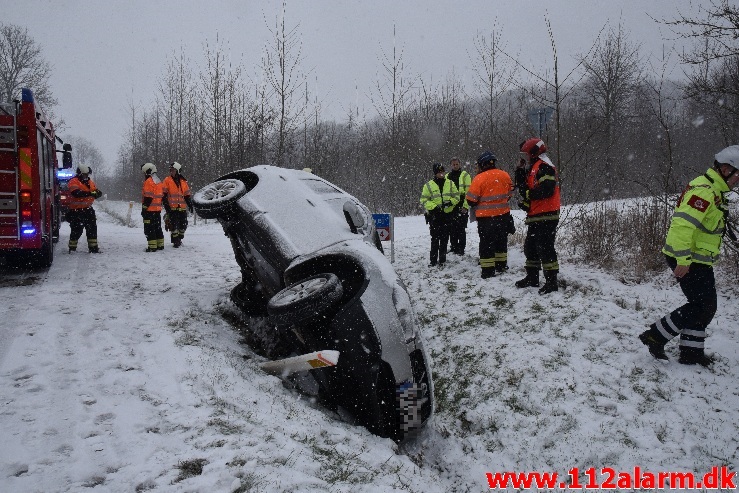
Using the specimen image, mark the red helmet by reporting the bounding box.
[520,138,547,157]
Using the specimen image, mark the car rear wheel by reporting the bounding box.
[267,273,343,327]
[193,179,247,219]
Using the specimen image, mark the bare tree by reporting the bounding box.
[263,0,307,167]
[0,23,56,108]
[470,25,516,146]
[580,24,642,199]
[662,0,739,65]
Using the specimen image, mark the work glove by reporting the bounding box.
[92,190,103,198]
[188,205,194,214]
[141,206,147,218]
[163,214,170,231]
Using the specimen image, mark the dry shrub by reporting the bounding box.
[569,199,671,282]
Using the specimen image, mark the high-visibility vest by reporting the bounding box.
[663,167,729,266]
[142,176,163,212]
[67,176,99,210]
[526,156,561,217]
[420,179,459,213]
[447,170,472,209]
[162,176,191,210]
[466,168,513,218]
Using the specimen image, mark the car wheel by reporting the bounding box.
[267,273,343,327]
[193,179,247,219]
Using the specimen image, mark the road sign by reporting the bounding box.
[527,107,555,137]
[372,213,391,241]
[372,213,395,263]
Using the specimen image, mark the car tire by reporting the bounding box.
[267,273,343,327]
[193,179,247,219]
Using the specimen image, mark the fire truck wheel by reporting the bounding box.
[36,238,54,268]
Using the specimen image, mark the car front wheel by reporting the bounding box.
[267,273,343,327]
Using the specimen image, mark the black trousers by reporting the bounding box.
[168,209,188,242]
[68,207,97,250]
[523,219,559,272]
[650,255,716,353]
[477,214,510,271]
[449,209,468,254]
[428,214,450,265]
[143,210,164,249]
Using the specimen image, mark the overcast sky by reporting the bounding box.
[5,0,701,171]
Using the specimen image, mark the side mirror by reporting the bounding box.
[343,201,365,234]
[62,150,73,169]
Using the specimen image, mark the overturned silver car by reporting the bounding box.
[193,166,433,441]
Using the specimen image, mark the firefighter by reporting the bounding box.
[420,163,459,267]
[465,151,514,278]
[639,145,739,367]
[141,162,164,252]
[161,161,194,248]
[67,164,103,253]
[446,157,472,255]
[515,138,561,294]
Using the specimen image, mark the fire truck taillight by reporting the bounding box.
[19,191,32,220]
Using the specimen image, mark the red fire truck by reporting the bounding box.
[0,88,73,268]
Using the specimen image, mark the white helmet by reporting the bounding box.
[714,145,739,170]
[169,161,182,172]
[142,162,157,175]
[77,164,91,174]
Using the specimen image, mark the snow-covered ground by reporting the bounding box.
[1,200,738,492]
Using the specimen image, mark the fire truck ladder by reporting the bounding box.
[0,103,20,240]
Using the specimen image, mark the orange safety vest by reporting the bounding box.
[526,158,561,216]
[142,176,163,212]
[162,175,191,210]
[67,176,99,210]
[466,168,513,218]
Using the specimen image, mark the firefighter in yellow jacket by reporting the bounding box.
[162,161,193,248]
[67,164,103,253]
[639,145,739,366]
[141,163,164,252]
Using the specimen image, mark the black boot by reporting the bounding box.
[515,268,540,288]
[539,271,559,294]
[639,330,668,361]
[481,267,496,279]
[678,348,713,367]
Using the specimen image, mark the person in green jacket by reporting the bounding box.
[420,163,459,267]
[639,145,739,366]
[446,157,472,255]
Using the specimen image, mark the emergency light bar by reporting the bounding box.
[57,168,75,179]
[21,88,34,103]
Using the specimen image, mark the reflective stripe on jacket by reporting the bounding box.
[162,176,191,210]
[526,156,561,218]
[466,168,513,218]
[142,176,164,212]
[420,179,459,213]
[67,177,98,210]
[663,167,729,266]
